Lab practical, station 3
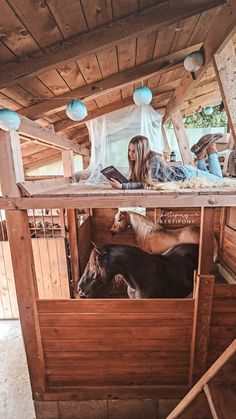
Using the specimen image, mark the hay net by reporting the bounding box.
[74,104,164,184]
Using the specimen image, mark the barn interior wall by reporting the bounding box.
[91,207,221,247]
[220,207,236,275]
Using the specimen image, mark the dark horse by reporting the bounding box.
[78,243,199,299]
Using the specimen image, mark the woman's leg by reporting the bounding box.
[181,165,222,180]
[206,143,223,178]
[197,159,208,172]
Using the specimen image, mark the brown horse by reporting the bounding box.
[110,210,218,258]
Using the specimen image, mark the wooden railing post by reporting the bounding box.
[171,110,194,165]
[198,207,216,275]
[0,130,45,399]
[62,150,80,298]
[189,274,215,385]
[189,207,216,385]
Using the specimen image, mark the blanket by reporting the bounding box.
[144,177,236,190]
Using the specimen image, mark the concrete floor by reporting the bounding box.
[0,320,35,419]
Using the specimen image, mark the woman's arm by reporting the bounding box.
[108,178,143,189]
[122,181,143,189]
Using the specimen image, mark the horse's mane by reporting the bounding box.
[128,211,162,238]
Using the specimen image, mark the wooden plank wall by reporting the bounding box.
[221,207,236,274]
[0,241,19,318]
[207,284,236,369]
[92,208,137,246]
[37,299,194,391]
[0,238,69,319]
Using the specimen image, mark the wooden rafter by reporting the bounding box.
[18,116,89,156]
[23,147,61,166]
[54,94,168,132]
[23,151,61,171]
[18,43,202,120]
[164,1,236,122]
[0,0,226,89]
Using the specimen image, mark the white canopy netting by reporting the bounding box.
[75,104,164,184]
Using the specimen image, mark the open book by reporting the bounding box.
[100,165,129,183]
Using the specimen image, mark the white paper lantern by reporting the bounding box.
[133,86,153,106]
[66,99,88,121]
[203,106,214,116]
[0,109,21,131]
[184,51,204,72]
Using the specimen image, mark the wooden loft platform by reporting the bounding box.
[0,179,235,210]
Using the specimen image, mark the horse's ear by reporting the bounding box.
[120,210,127,217]
[91,241,106,256]
[91,241,102,255]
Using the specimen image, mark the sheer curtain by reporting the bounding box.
[77,104,164,184]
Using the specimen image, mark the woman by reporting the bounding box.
[108,134,223,189]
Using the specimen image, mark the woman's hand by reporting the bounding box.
[108,178,122,189]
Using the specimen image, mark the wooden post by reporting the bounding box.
[82,155,90,169]
[189,274,215,385]
[189,207,216,385]
[161,125,171,161]
[62,150,80,298]
[171,110,194,165]
[0,130,45,399]
[198,207,216,275]
[214,40,236,144]
[62,149,74,178]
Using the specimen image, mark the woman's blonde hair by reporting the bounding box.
[128,135,168,187]
[128,135,159,185]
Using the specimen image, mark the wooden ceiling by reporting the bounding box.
[0,0,235,170]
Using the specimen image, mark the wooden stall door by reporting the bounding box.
[0,238,70,319]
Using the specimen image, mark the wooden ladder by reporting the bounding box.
[167,339,236,419]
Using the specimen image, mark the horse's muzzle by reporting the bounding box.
[111,230,117,236]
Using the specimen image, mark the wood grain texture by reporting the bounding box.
[0,0,226,88]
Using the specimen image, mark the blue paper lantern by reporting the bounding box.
[133,86,153,106]
[0,109,21,131]
[203,106,214,116]
[66,99,88,121]
[184,51,204,72]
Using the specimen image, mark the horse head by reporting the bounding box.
[110,210,129,236]
[78,243,115,298]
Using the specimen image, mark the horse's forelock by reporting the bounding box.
[87,248,108,281]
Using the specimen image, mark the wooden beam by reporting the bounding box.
[166,339,236,419]
[62,150,74,178]
[0,131,24,196]
[62,151,80,298]
[0,1,226,89]
[214,40,236,143]
[21,143,48,158]
[1,192,236,210]
[54,95,167,132]
[181,94,222,117]
[23,148,61,167]
[18,116,89,156]
[198,207,216,275]
[190,274,215,385]
[24,151,61,171]
[0,130,45,399]
[164,1,236,122]
[171,110,194,165]
[19,44,202,120]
